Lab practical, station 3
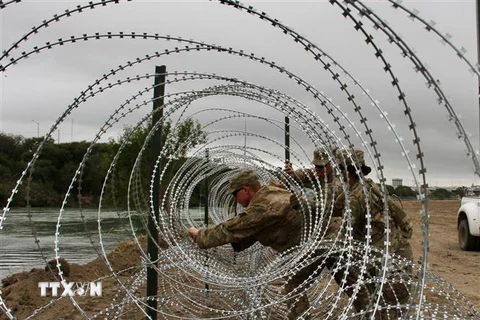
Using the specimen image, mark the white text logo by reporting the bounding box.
[38,281,102,297]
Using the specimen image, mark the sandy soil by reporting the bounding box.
[1,200,479,319]
[405,200,480,311]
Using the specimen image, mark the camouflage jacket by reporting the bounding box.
[339,178,412,252]
[305,174,343,217]
[196,185,303,253]
[292,168,341,201]
[292,168,333,190]
[289,170,343,233]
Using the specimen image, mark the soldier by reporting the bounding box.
[188,169,303,253]
[336,147,414,319]
[271,147,341,217]
[280,146,413,318]
[281,147,337,189]
[188,169,325,319]
[272,148,377,316]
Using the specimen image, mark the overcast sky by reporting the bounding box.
[1,0,479,188]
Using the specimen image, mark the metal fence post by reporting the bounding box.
[146,65,166,320]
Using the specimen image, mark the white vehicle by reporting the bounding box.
[457,197,480,250]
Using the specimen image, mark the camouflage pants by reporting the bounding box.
[359,240,414,319]
[283,218,346,319]
[284,240,413,319]
[376,240,414,319]
[284,254,376,319]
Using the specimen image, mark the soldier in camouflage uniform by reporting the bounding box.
[188,169,303,252]
[282,147,337,189]
[190,169,347,319]
[280,149,376,316]
[271,147,343,218]
[188,169,310,318]
[335,147,414,319]
[281,147,414,318]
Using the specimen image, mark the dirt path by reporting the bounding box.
[405,199,480,310]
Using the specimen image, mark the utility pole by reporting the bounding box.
[285,116,290,164]
[31,119,39,138]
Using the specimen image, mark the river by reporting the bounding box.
[0,207,206,280]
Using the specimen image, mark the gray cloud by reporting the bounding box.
[1,0,478,187]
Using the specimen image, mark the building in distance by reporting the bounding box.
[392,178,403,188]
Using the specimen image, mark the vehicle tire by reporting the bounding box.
[458,219,477,251]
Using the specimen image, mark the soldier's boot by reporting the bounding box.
[332,263,377,318]
[379,281,411,319]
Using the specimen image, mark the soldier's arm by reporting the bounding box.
[196,200,290,249]
[292,168,315,184]
[388,197,413,239]
[284,163,315,184]
[196,214,248,249]
[368,180,413,239]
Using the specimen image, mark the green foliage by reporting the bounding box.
[0,135,115,207]
[0,119,207,208]
[0,133,25,160]
[385,184,395,195]
[453,186,468,198]
[167,118,207,158]
[111,119,207,209]
[392,185,417,199]
[429,188,455,200]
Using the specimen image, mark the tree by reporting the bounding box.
[430,188,454,200]
[0,119,207,208]
[119,119,207,158]
[0,133,25,161]
[393,185,417,198]
[0,134,117,207]
[385,184,395,195]
[453,186,468,198]
[109,118,208,208]
[167,118,207,158]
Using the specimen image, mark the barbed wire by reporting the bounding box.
[1,0,479,319]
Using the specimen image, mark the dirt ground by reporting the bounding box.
[405,200,480,311]
[1,200,479,319]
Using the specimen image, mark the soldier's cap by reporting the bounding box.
[228,169,259,194]
[311,148,331,167]
[338,147,365,166]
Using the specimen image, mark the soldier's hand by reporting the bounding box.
[289,194,301,210]
[269,180,286,189]
[284,162,294,176]
[399,222,413,239]
[188,227,199,243]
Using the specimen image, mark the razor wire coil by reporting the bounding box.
[1,0,480,319]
